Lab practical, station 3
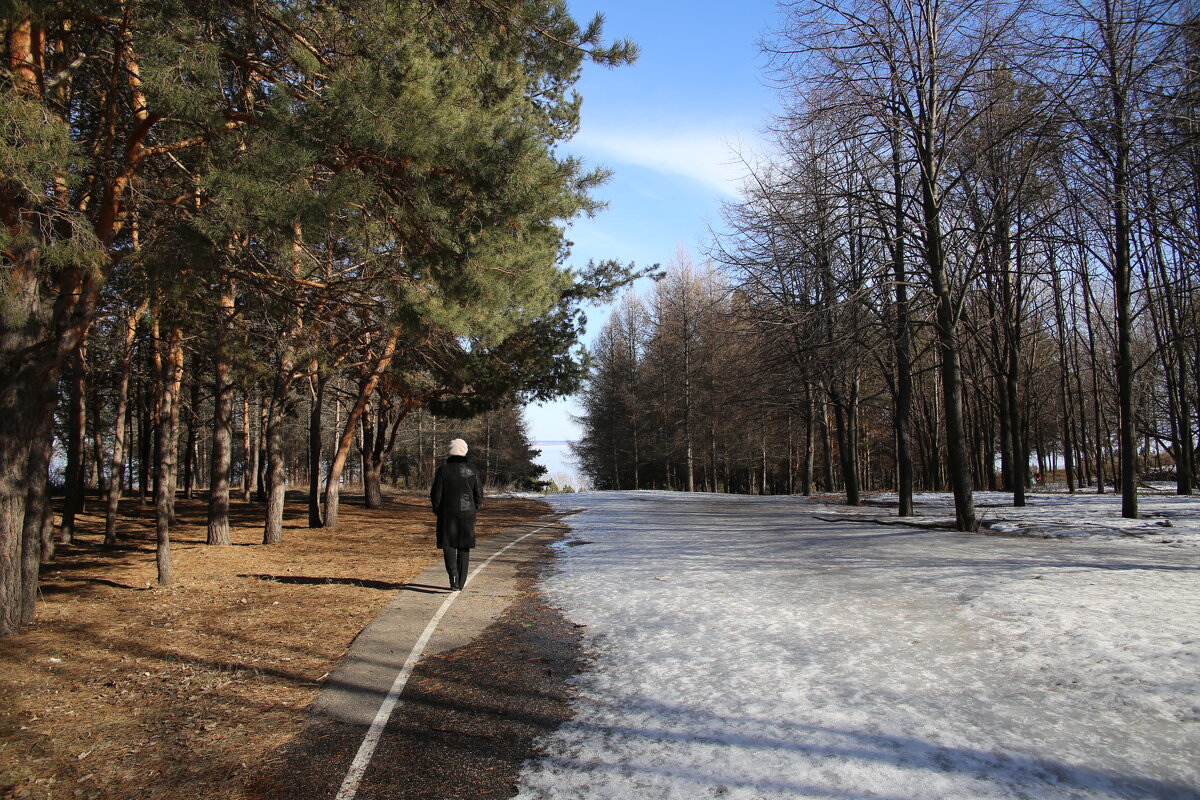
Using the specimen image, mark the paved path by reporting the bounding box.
[312,516,565,730]
[253,514,578,800]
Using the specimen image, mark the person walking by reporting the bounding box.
[430,438,484,591]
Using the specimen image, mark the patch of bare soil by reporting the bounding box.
[0,490,551,800]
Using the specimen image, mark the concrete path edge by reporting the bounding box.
[311,515,570,730]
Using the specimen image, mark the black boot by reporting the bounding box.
[443,548,460,591]
[456,548,470,590]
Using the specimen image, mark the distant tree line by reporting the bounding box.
[575,0,1198,528]
[0,0,640,635]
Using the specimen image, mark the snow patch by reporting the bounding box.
[514,490,1200,800]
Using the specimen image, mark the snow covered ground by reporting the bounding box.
[807,485,1200,546]
[514,490,1200,799]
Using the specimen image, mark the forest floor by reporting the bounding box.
[0,489,551,800]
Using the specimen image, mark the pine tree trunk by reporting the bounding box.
[262,402,286,544]
[256,391,268,502]
[2,420,36,633]
[124,400,134,495]
[60,347,87,544]
[263,356,296,545]
[241,392,253,502]
[87,378,104,491]
[307,365,325,528]
[105,303,143,543]
[20,379,58,625]
[362,404,384,509]
[154,326,184,585]
[138,359,152,503]
[322,330,399,530]
[364,459,384,508]
[183,377,200,500]
[1,19,102,632]
[207,350,233,546]
[39,499,55,565]
[0,26,39,637]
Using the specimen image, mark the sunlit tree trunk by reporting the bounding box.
[207,284,237,545]
[263,354,296,545]
[322,329,399,530]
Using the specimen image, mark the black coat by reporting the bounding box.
[430,456,484,549]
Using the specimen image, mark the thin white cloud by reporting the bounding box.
[572,128,759,198]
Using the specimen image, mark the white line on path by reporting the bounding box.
[334,521,561,800]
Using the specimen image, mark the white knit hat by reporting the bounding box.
[448,438,468,457]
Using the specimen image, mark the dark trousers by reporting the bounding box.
[443,547,470,588]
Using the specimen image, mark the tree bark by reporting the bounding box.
[60,346,87,543]
[241,392,253,502]
[891,123,914,516]
[154,325,184,585]
[87,372,104,491]
[831,381,861,506]
[306,363,326,528]
[1112,131,1138,517]
[18,369,59,626]
[207,288,235,545]
[681,282,695,492]
[365,395,413,508]
[1147,212,1192,494]
[925,225,977,528]
[263,354,297,545]
[1001,220,1026,508]
[817,393,834,492]
[138,355,153,503]
[362,405,383,509]
[207,360,233,544]
[256,390,268,502]
[803,381,815,496]
[322,329,400,530]
[1050,254,1077,492]
[106,301,145,543]
[1,21,49,636]
[183,375,201,500]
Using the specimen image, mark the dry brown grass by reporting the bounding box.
[0,490,551,800]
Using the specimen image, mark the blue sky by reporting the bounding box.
[525,0,784,482]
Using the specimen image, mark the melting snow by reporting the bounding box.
[515,489,1200,800]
